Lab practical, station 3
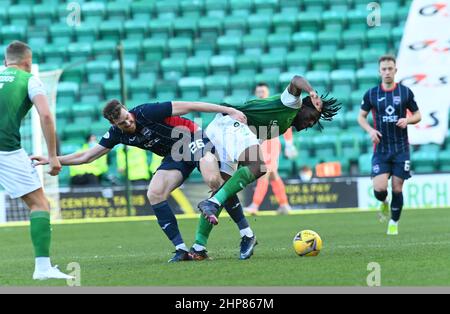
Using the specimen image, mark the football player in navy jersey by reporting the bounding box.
[32,99,255,262]
[358,55,422,235]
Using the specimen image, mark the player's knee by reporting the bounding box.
[374,190,388,202]
[147,188,168,205]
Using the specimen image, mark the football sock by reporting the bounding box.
[30,211,51,259]
[271,178,289,206]
[374,190,388,203]
[152,201,184,247]
[252,178,269,207]
[224,195,249,230]
[391,192,404,222]
[211,166,256,205]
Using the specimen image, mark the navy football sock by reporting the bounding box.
[152,201,184,247]
[224,195,249,231]
[391,192,404,222]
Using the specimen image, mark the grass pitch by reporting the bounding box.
[0,208,449,287]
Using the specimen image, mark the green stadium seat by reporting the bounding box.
[255,0,278,15]
[32,5,56,27]
[42,44,66,65]
[57,82,79,106]
[136,61,159,82]
[82,2,106,23]
[186,57,209,77]
[130,1,154,21]
[168,38,193,59]
[242,34,267,56]
[27,27,50,48]
[73,22,99,44]
[0,7,7,25]
[236,55,260,75]
[260,54,285,76]
[149,19,173,39]
[331,70,356,94]
[392,26,404,51]
[56,105,72,121]
[303,0,328,13]
[49,24,73,45]
[8,5,31,27]
[155,1,180,20]
[357,68,379,90]
[350,89,366,110]
[93,40,117,62]
[361,49,386,69]
[198,18,223,40]
[193,38,216,58]
[86,61,110,84]
[329,0,350,13]
[311,50,335,71]
[110,60,137,82]
[412,151,438,174]
[292,32,317,54]
[106,2,130,22]
[122,39,142,63]
[104,81,121,100]
[339,133,362,161]
[297,12,322,32]
[418,144,441,154]
[247,14,273,36]
[161,58,186,81]
[342,29,366,51]
[224,95,246,106]
[173,18,198,39]
[367,27,392,51]
[67,43,92,63]
[90,120,110,138]
[358,153,372,175]
[205,76,229,101]
[198,112,217,128]
[99,21,124,42]
[124,20,148,40]
[129,80,154,103]
[229,0,253,16]
[267,33,292,55]
[217,35,242,56]
[254,73,279,92]
[1,25,26,44]
[154,80,178,100]
[313,134,339,159]
[223,16,247,36]
[210,55,235,76]
[335,49,361,71]
[438,151,450,172]
[285,51,310,73]
[272,13,297,35]
[79,83,104,104]
[305,71,330,95]
[346,9,367,31]
[344,109,360,130]
[72,103,97,121]
[179,77,204,100]
[322,10,346,32]
[279,72,296,89]
[142,38,166,62]
[278,156,294,177]
[205,0,228,18]
[230,74,254,97]
[317,30,341,52]
[397,6,410,26]
[180,0,204,19]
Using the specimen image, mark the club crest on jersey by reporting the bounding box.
[393,96,401,105]
[373,165,380,174]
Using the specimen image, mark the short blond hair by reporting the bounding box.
[5,41,32,65]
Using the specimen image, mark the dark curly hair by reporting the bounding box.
[302,93,342,131]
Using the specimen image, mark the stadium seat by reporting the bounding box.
[86,61,110,84]
[149,19,173,39]
[392,26,404,51]
[67,43,92,63]
[285,51,310,73]
[124,20,148,40]
[180,0,204,19]
[367,27,392,51]
[230,74,254,97]
[198,17,223,40]
[173,18,198,39]
[193,38,216,58]
[49,24,73,45]
[361,49,386,69]
[236,55,260,75]
[335,49,361,71]
[130,1,154,21]
[106,2,130,22]
[418,144,441,154]
[339,133,362,161]
[32,5,56,27]
[254,73,279,92]
[79,82,104,104]
[438,151,450,172]
[279,72,296,89]
[42,44,66,65]
[217,35,242,56]
[247,14,273,36]
[161,58,186,81]
[63,123,89,142]
[136,61,160,82]
[317,31,342,52]
[297,12,322,32]
[204,75,229,101]
[142,38,167,62]
[178,77,204,100]
[121,39,142,63]
[205,0,228,18]
[313,134,339,160]
[254,0,278,15]
[331,70,356,94]
[210,55,235,76]
[104,80,121,100]
[322,10,346,32]
[229,0,253,16]
[291,32,317,54]
[27,27,50,48]
[260,54,285,76]
[342,29,366,51]
[412,151,439,174]
[186,56,210,77]
[82,2,106,23]
[110,60,137,82]
[346,9,368,31]
[99,21,124,42]
[57,82,79,107]
[344,110,361,130]
[72,103,97,122]
[8,5,32,27]
[155,0,180,20]
[154,80,178,100]
[272,13,297,34]
[242,34,267,56]
[311,50,336,71]
[129,80,154,103]
[305,71,330,94]
[356,68,380,90]
[267,33,292,55]
[358,153,372,175]
[73,22,99,44]
[303,0,328,13]
[93,40,117,62]
[223,15,248,36]
[168,38,193,59]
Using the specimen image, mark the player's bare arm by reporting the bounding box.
[358,109,382,145]
[172,101,247,124]
[32,94,61,176]
[396,110,422,129]
[32,144,110,166]
[288,75,322,111]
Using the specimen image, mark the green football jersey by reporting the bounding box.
[227,94,301,140]
[0,68,34,151]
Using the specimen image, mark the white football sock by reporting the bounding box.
[193,244,206,252]
[176,244,189,252]
[240,227,254,238]
[35,257,52,272]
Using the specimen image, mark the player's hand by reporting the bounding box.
[48,156,62,176]
[369,129,382,145]
[229,109,247,124]
[309,91,322,112]
[285,143,298,160]
[396,118,408,129]
[30,155,49,166]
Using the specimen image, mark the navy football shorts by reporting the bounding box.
[371,151,411,180]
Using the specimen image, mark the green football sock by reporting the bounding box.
[30,211,51,258]
[195,207,224,246]
[212,166,256,205]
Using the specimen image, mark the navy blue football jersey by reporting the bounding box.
[361,83,419,153]
[99,102,203,157]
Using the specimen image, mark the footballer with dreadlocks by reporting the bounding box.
[190,75,341,261]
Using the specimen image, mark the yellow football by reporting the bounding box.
[293,230,323,257]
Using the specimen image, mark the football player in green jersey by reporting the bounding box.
[0,41,73,280]
[192,75,341,260]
